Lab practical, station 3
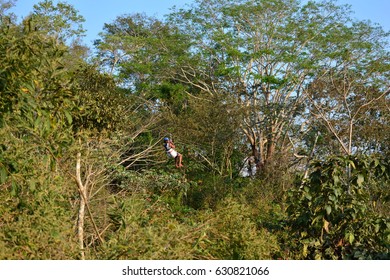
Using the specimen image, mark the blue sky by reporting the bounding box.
[10,0,390,47]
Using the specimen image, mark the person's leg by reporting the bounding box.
[175,153,183,168]
[175,155,179,167]
[180,154,183,167]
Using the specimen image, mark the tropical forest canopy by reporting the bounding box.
[0,0,389,260]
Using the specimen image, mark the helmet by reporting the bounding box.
[164,137,169,141]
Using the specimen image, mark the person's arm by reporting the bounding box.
[169,140,176,149]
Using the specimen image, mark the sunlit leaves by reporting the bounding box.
[31,0,86,43]
[287,155,390,259]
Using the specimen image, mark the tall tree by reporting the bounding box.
[94,0,390,172]
[30,0,85,43]
[0,16,80,258]
[94,12,190,93]
[0,0,16,20]
[306,20,390,155]
[167,0,359,169]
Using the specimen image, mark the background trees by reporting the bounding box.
[166,0,331,170]
[306,18,390,156]
[0,11,79,258]
[1,0,389,260]
[29,0,85,43]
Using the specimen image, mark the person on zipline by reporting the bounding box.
[163,137,183,168]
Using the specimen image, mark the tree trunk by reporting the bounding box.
[76,152,86,260]
[265,139,275,166]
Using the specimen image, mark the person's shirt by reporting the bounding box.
[164,142,172,151]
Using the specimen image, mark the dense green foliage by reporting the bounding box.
[0,0,389,260]
[287,156,389,259]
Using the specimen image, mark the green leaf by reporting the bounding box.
[357,174,364,186]
[10,180,17,197]
[64,110,72,124]
[333,175,340,185]
[303,244,308,257]
[323,219,330,233]
[0,167,7,184]
[325,205,331,215]
[347,232,354,244]
[29,180,36,192]
[304,192,312,200]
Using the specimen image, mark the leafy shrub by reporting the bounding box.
[286,155,390,259]
[197,196,280,259]
[0,169,79,259]
[94,178,280,260]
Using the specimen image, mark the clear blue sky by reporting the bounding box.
[10,0,390,47]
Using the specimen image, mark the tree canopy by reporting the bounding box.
[0,0,389,260]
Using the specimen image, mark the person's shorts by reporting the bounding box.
[167,149,178,158]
